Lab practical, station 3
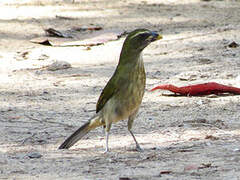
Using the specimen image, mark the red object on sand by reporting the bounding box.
[150,82,240,96]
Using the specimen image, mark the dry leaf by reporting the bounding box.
[205,135,219,140]
[72,26,103,31]
[198,163,212,169]
[228,41,239,48]
[31,29,124,47]
[159,170,172,174]
[44,28,73,38]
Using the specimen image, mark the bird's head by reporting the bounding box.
[122,29,163,54]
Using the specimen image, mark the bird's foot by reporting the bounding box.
[103,147,110,154]
[136,145,143,152]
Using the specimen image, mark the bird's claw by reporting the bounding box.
[136,145,143,152]
[103,148,109,154]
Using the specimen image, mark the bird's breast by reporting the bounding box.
[113,64,146,120]
[101,60,146,123]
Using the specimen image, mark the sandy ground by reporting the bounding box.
[1,0,240,179]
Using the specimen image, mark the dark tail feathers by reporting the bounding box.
[58,114,103,149]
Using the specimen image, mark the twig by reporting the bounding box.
[24,114,74,128]
[60,74,91,78]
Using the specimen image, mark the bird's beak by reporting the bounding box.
[150,31,163,42]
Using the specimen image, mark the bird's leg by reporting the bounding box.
[129,129,142,152]
[102,125,106,134]
[104,123,112,153]
[128,112,143,152]
[104,131,110,153]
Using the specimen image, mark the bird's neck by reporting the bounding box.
[115,51,145,81]
[119,48,142,66]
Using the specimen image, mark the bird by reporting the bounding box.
[58,29,162,152]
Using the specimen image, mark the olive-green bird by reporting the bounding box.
[58,29,162,152]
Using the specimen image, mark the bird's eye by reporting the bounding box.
[139,33,149,39]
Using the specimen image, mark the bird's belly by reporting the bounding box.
[102,80,145,123]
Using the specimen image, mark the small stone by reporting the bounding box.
[198,58,213,64]
[233,148,240,152]
[27,152,42,159]
[196,100,203,105]
[198,47,205,51]
[47,61,71,71]
[119,178,132,180]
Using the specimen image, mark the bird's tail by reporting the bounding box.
[58,114,103,149]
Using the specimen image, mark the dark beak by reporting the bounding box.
[150,31,163,42]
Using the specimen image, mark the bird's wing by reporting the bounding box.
[96,72,120,113]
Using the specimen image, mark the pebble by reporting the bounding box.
[47,61,71,71]
[27,152,42,159]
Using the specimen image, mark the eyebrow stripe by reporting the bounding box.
[130,31,149,39]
